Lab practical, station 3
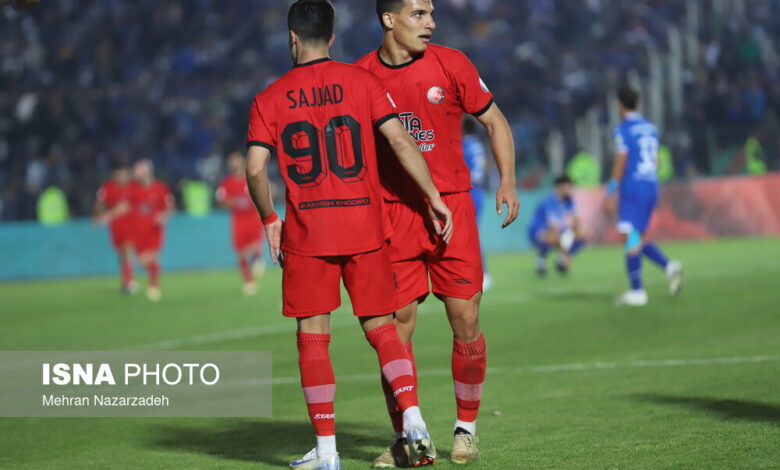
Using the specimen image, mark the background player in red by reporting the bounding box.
[245,2,453,468]
[129,159,174,302]
[356,0,521,465]
[216,151,265,296]
[94,164,136,294]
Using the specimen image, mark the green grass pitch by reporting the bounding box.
[1,237,779,469]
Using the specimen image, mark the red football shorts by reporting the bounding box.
[281,245,398,318]
[133,222,163,254]
[385,191,483,306]
[109,222,133,249]
[232,217,263,252]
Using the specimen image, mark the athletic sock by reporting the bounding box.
[121,258,134,286]
[569,239,586,257]
[367,324,418,414]
[147,260,160,288]
[380,340,417,433]
[238,256,253,283]
[316,435,336,458]
[454,419,476,435]
[626,253,643,290]
[642,242,669,269]
[538,242,549,260]
[452,333,486,423]
[297,332,336,440]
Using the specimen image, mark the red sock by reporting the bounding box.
[380,340,418,433]
[452,333,486,422]
[121,259,134,285]
[367,324,418,415]
[147,261,160,288]
[238,256,253,283]
[297,332,336,436]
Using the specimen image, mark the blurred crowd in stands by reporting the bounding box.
[1,0,779,221]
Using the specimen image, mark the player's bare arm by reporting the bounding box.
[246,145,282,264]
[604,150,627,215]
[475,102,520,228]
[378,117,453,243]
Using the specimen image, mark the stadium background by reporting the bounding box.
[2,0,780,279]
[0,2,779,469]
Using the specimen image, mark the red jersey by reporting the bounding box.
[216,174,260,222]
[355,44,494,202]
[246,58,398,257]
[96,180,133,230]
[129,180,174,228]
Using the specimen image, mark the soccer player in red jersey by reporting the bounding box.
[129,159,174,302]
[216,151,265,296]
[355,0,520,465]
[245,2,454,468]
[94,164,136,294]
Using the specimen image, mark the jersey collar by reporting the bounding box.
[376,48,420,70]
[624,111,643,121]
[294,57,332,68]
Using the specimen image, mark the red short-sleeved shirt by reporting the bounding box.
[246,58,398,257]
[129,180,173,229]
[96,180,133,230]
[355,44,494,202]
[216,174,260,223]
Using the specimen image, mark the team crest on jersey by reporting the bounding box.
[427,86,445,104]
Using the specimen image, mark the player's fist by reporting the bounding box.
[427,197,453,244]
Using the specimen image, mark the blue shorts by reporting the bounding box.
[618,190,658,234]
[469,187,485,221]
[527,225,545,248]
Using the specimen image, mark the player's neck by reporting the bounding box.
[379,40,417,66]
[294,47,330,67]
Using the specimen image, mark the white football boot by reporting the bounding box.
[666,260,683,295]
[615,289,648,307]
[289,448,341,470]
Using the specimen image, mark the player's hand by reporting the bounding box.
[264,218,284,266]
[602,196,616,216]
[496,183,520,229]
[427,197,453,244]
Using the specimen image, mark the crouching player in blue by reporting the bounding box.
[528,175,586,276]
[462,118,493,290]
[604,87,683,306]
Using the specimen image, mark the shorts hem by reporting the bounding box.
[283,302,342,318]
[395,288,431,310]
[431,286,482,301]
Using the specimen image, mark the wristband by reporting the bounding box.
[262,212,279,226]
[606,179,619,196]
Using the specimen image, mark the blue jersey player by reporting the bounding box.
[462,118,492,290]
[528,175,586,276]
[605,87,683,306]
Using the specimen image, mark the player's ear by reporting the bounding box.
[382,12,394,30]
[328,34,336,48]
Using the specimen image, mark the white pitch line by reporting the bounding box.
[122,259,777,351]
[265,354,780,385]
[124,293,532,351]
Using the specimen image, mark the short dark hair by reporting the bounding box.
[618,86,639,110]
[376,0,405,20]
[554,174,572,186]
[288,0,335,44]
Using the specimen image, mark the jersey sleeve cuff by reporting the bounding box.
[374,113,399,128]
[470,99,494,117]
[247,140,274,151]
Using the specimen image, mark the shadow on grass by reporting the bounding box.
[634,394,780,426]
[148,419,386,466]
